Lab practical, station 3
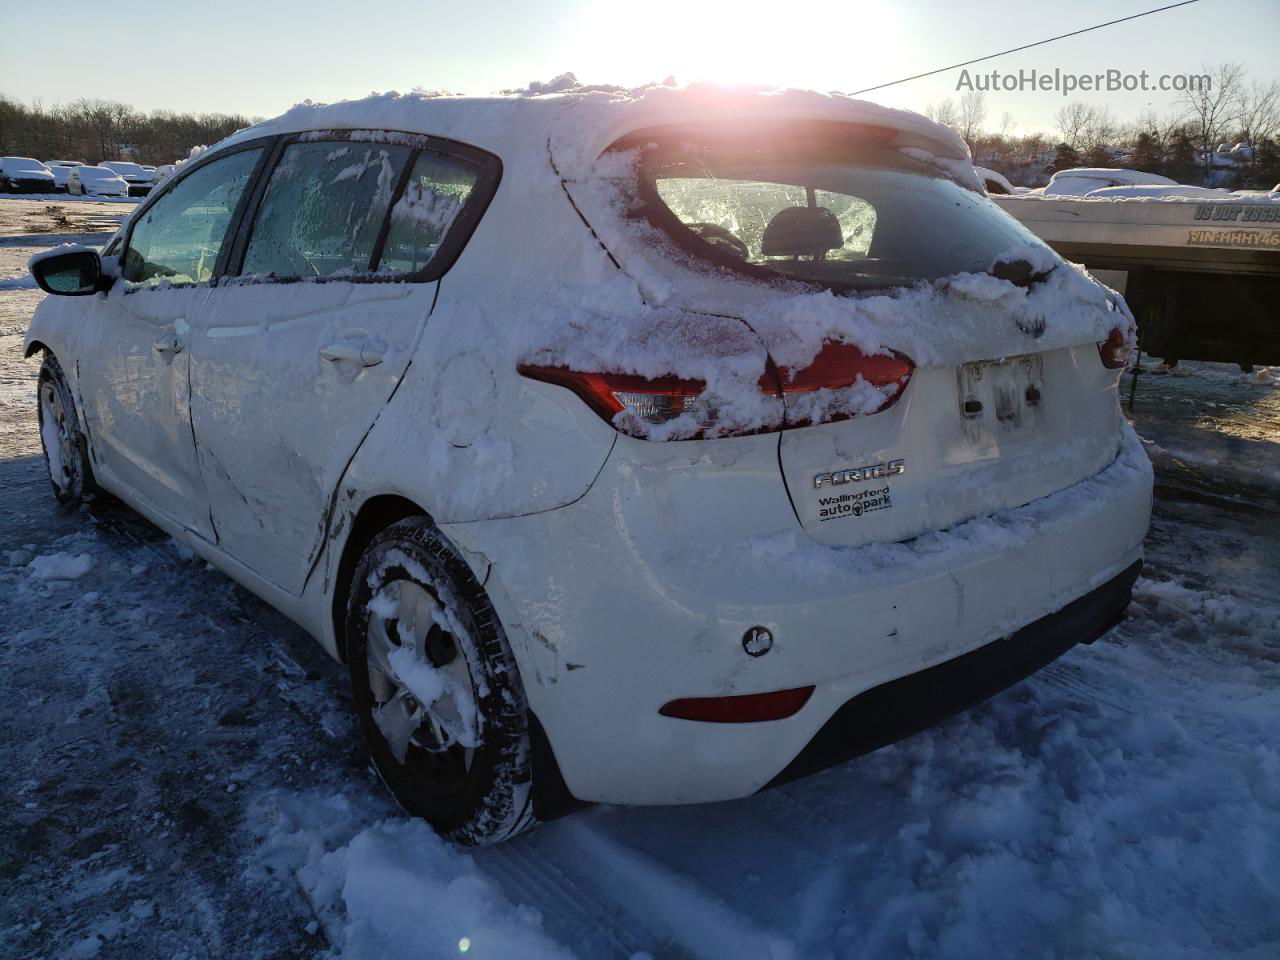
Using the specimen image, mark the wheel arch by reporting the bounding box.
[328,492,584,823]
[329,493,430,663]
[24,338,49,359]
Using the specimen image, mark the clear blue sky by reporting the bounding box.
[2,0,1276,135]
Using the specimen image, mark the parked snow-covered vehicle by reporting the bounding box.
[1,156,56,193]
[66,165,130,197]
[975,165,1016,195]
[44,160,85,192]
[24,88,1151,845]
[100,160,155,196]
[1042,167,1177,197]
[994,178,1280,367]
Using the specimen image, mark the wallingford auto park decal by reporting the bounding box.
[813,459,904,522]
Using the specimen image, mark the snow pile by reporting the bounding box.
[1141,355,1280,389]
[27,552,93,580]
[28,243,98,271]
[223,84,971,187]
[248,792,575,960]
[0,274,37,290]
[898,146,983,193]
[500,72,634,98]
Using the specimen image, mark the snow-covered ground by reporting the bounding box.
[1,204,1277,959]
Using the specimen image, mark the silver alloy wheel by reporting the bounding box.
[39,379,77,494]
[365,579,480,770]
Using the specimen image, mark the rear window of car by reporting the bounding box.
[615,127,1050,291]
[238,138,495,283]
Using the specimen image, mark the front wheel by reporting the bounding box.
[37,352,97,506]
[345,517,535,845]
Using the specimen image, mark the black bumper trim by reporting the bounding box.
[765,559,1142,790]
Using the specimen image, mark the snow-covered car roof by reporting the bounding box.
[2,156,50,172]
[219,86,972,181]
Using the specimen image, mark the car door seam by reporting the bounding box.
[300,281,441,595]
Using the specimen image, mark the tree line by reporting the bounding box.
[927,63,1280,189]
[0,95,256,166]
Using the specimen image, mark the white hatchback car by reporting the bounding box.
[26,88,1152,845]
[66,165,131,197]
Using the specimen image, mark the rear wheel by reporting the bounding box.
[37,352,97,507]
[345,517,535,845]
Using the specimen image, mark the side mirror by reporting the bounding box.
[29,247,107,296]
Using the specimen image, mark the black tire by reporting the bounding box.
[37,352,97,507]
[345,517,535,845]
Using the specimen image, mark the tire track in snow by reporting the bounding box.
[478,834,656,959]
[548,817,800,960]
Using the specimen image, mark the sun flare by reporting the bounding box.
[557,0,902,95]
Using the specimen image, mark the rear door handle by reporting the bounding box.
[320,338,386,368]
[152,335,183,363]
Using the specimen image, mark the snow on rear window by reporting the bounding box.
[629,136,1048,291]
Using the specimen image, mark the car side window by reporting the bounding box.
[241,142,411,279]
[377,152,481,276]
[122,148,262,288]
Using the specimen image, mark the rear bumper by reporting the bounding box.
[446,424,1153,806]
[768,558,1141,788]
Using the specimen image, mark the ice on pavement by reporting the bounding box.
[27,551,94,580]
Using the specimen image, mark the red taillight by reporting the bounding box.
[659,686,814,723]
[1099,327,1129,369]
[518,341,914,439]
[514,363,706,419]
[516,365,706,426]
[775,341,914,425]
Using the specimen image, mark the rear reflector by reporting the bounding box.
[1099,327,1128,369]
[659,686,815,723]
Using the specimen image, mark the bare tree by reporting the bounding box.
[0,93,252,165]
[1179,63,1246,178]
[1079,106,1119,165]
[926,98,959,128]
[1236,78,1280,181]
[1055,102,1095,150]
[956,90,987,149]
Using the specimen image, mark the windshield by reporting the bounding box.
[626,133,1050,290]
[81,167,118,180]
